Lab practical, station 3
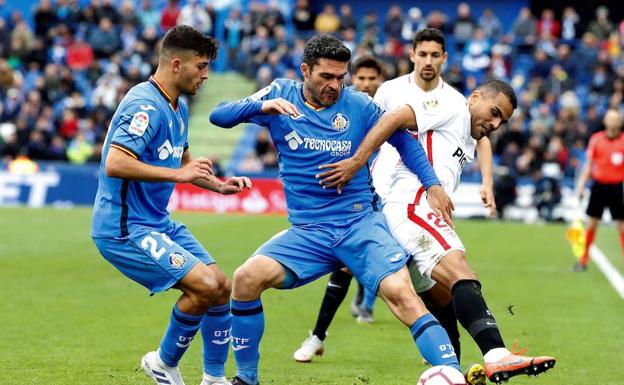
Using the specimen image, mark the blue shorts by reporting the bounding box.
[254,211,408,294]
[93,221,214,293]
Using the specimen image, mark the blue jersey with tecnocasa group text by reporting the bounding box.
[210,78,439,225]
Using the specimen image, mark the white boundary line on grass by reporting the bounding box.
[590,245,624,299]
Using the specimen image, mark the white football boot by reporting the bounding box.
[200,373,232,385]
[141,350,186,385]
[293,331,324,362]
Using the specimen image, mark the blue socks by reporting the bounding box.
[159,305,202,367]
[361,287,377,312]
[410,313,461,372]
[201,303,232,377]
[231,299,264,385]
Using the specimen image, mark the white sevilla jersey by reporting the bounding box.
[372,75,476,204]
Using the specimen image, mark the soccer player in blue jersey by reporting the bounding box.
[91,25,251,385]
[209,34,458,385]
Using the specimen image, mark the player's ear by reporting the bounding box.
[409,48,416,64]
[171,58,182,74]
[300,63,310,79]
[468,90,481,106]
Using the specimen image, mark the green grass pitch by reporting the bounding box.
[1,207,622,384]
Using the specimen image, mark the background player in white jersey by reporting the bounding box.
[91,26,251,385]
[318,78,557,384]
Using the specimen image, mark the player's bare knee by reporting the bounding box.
[232,265,264,298]
[215,276,232,303]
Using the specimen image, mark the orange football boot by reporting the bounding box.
[484,342,556,383]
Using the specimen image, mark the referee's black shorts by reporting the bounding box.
[586,181,624,220]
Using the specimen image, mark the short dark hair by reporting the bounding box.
[352,55,384,77]
[161,25,219,62]
[477,79,518,110]
[303,34,351,70]
[412,28,446,52]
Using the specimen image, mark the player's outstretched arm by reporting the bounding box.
[317,106,416,188]
[476,137,496,219]
[209,98,300,128]
[105,147,213,183]
[209,100,264,128]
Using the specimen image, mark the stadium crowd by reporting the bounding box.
[0,1,623,208]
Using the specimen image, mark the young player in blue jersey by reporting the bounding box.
[209,34,458,385]
[91,25,251,385]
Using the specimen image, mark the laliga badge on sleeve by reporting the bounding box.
[128,111,150,136]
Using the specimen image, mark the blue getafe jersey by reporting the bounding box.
[91,78,189,238]
[212,78,427,225]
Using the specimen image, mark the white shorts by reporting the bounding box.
[383,201,465,293]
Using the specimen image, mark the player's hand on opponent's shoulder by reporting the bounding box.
[479,182,497,219]
[316,157,363,195]
[175,156,213,183]
[426,185,455,228]
[218,176,253,195]
[261,98,301,117]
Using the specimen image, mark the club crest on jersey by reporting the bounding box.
[128,111,149,136]
[169,251,186,269]
[422,99,439,114]
[331,113,350,131]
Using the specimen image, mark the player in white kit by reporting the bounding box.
[371,30,495,376]
[317,30,556,384]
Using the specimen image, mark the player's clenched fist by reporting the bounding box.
[262,98,301,117]
[219,176,253,194]
[175,157,213,183]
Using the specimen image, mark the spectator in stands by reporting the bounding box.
[533,160,562,222]
[33,0,57,40]
[66,34,94,71]
[384,5,404,39]
[314,4,340,34]
[138,0,160,30]
[338,4,356,32]
[537,9,560,39]
[178,0,212,35]
[560,7,580,45]
[45,134,67,161]
[88,17,119,59]
[292,0,315,33]
[66,132,93,164]
[225,8,243,71]
[588,6,613,41]
[479,8,502,40]
[401,7,426,43]
[255,128,277,170]
[160,0,180,32]
[452,2,476,51]
[511,7,537,52]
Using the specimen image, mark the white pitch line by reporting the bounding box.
[590,245,624,299]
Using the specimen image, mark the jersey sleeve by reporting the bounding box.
[209,80,281,128]
[110,99,162,158]
[586,134,598,161]
[405,101,456,133]
[362,94,386,129]
[373,82,390,111]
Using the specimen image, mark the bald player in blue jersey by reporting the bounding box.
[210,34,458,385]
[91,26,250,385]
